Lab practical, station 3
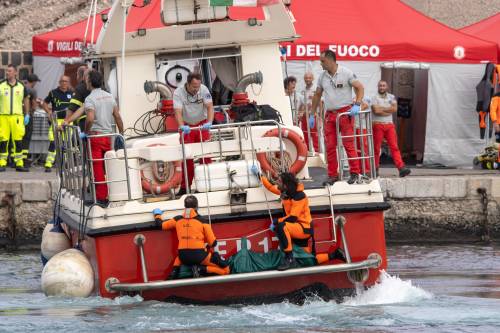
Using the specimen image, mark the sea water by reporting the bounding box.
[1,244,499,332]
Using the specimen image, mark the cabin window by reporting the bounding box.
[156,47,242,107]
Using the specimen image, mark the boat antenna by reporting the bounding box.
[120,1,132,110]
[83,0,98,46]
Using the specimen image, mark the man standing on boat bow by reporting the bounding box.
[312,50,364,185]
[173,73,214,196]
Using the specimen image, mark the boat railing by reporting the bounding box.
[52,112,132,203]
[336,110,376,180]
[106,212,378,293]
[85,132,132,203]
[52,113,87,199]
[180,119,286,195]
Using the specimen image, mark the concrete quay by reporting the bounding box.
[0,166,499,247]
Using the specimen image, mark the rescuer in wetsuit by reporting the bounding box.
[153,195,230,279]
[251,165,346,270]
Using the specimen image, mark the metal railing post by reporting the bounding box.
[335,215,352,264]
[303,91,314,155]
[134,234,149,283]
[180,132,190,194]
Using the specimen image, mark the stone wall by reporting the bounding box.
[0,50,33,79]
[382,176,500,242]
[0,179,57,247]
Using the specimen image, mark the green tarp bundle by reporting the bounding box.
[176,237,317,278]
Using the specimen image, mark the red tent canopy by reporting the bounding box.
[460,13,500,61]
[282,0,498,63]
[32,0,262,57]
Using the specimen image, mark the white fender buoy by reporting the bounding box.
[41,249,94,297]
[41,221,71,262]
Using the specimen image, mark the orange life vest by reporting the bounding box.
[261,176,312,227]
[160,209,217,250]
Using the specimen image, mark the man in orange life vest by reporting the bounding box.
[153,195,230,279]
[251,165,346,270]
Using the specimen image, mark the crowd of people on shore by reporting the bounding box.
[0,49,412,197]
[285,50,411,184]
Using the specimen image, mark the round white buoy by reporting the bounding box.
[41,249,94,297]
[40,223,71,261]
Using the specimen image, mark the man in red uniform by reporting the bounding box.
[174,73,214,196]
[311,50,363,185]
[82,70,124,205]
[370,80,410,177]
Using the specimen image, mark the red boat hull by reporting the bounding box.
[68,210,387,303]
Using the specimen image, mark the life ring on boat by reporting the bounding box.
[141,144,183,194]
[256,128,308,177]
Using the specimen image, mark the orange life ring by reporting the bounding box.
[141,144,183,194]
[256,128,308,177]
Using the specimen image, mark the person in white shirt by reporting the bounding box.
[371,80,410,177]
[173,72,214,195]
[300,72,320,152]
[311,50,363,185]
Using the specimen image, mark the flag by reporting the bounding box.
[210,0,280,7]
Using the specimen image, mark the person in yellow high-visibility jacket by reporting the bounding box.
[0,65,30,172]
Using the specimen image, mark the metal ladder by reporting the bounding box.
[336,110,376,181]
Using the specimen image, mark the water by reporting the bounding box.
[1,244,500,332]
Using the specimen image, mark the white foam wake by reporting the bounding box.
[343,270,432,306]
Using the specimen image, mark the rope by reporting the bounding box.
[247,124,274,223]
[218,228,267,242]
[216,217,334,243]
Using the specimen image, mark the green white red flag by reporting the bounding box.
[209,0,280,6]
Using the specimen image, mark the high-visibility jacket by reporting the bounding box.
[0,80,26,115]
[261,176,312,227]
[156,209,217,250]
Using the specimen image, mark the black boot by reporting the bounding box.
[328,248,347,263]
[167,267,180,280]
[322,176,339,186]
[347,173,359,184]
[277,252,295,271]
[398,167,411,178]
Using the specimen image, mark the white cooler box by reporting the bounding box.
[162,0,228,25]
[105,151,143,202]
[194,160,260,192]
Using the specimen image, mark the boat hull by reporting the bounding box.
[65,209,387,304]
